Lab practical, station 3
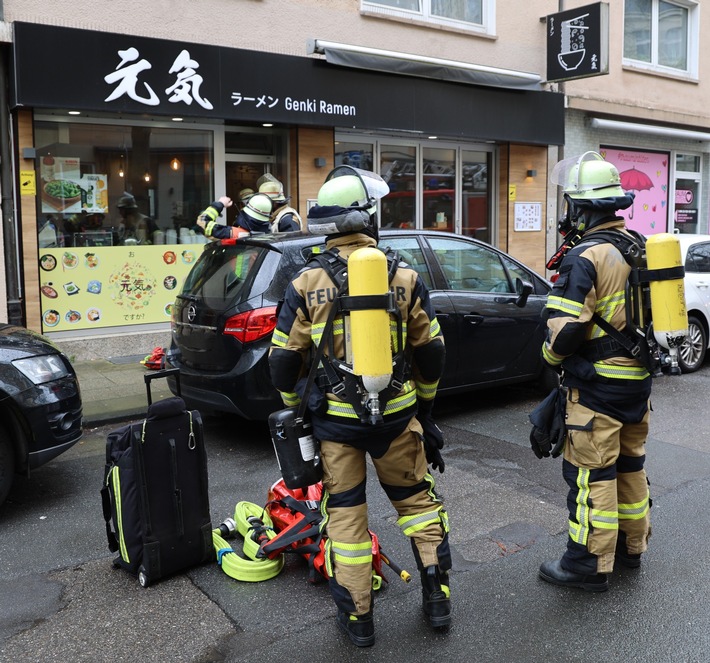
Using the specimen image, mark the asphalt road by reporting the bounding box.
[2,368,710,662]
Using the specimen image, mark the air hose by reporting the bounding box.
[212,501,284,582]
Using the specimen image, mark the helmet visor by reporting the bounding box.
[326,166,390,205]
[550,151,605,189]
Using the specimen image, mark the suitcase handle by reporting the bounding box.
[144,368,181,405]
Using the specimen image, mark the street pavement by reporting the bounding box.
[2,359,710,662]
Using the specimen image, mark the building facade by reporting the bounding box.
[559,0,710,241]
[2,1,707,359]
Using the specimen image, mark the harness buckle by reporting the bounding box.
[390,378,403,392]
[331,382,347,397]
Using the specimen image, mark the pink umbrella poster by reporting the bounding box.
[600,147,670,235]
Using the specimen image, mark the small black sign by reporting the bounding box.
[546,2,609,83]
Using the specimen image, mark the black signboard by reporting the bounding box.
[13,22,564,146]
[546,2,609,83]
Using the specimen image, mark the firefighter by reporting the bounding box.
[268,166,451,647]
[258,179,303,231]
[538,151,651,592]
[196,193,273,240]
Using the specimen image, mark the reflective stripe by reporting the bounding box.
[281,391,300,407]
[202,205,219,222]
[570,468,591,546]
[325,386,417,418]
[593,363,650,380]
[312,319,344,346]
[330,540,373,566]
[542,343,563,366]
[547,295,583,317]
[416,382,438,400]
[590,508,619,531]
[430,318,441,337]
[109,467,129,563]
[619,493,650,520]
[272,329,289,347]
[397,508,444,536]
[592,291,625,339]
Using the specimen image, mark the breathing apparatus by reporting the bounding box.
[307,166,403,425]
[548,151,688,375]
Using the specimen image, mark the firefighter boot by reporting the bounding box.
[421,565,451,628]
[538,559,609,592]
[336,611,375,647]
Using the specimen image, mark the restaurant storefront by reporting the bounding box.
[9,22,563,358]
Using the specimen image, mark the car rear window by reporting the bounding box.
[181,243,269,309]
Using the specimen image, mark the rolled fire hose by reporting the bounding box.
[212,501,284,582]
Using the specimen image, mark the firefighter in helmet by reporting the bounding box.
[258,179,303,232]
[538,151,651,591]
[268,166,451,647]
[196,193,274,240]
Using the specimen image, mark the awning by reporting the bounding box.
[307,38,542,91]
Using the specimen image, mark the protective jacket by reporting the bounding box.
[271,205,303,233]
[269,231,450,618]
[543,216,652,576]
[270,233,445,451]
[542,217,652,420]
[199,200,248,240]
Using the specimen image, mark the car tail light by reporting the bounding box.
[223,307,278,343]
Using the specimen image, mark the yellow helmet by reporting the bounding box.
[243,193,273,223]
[258,180,286,203]
[238,187,254,202]
[551,151,625,200]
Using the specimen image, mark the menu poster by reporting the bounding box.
[38,245,201,332]
[40,156,108,215]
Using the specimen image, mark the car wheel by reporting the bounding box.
[678,315,707,373]
[0,427,16,507]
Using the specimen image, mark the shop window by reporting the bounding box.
[381,145,417,230]
[361,0,495,35]
[673,152,702,235]
[423,147,455,232]
[33,119,213,333]
[34,121,213,248]
[623,0,698,77]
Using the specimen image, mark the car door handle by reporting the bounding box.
[464,314,484,325]
[434,311,450,319]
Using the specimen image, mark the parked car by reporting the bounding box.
[0,325,83,506]
[675,234,710,372]
[165,230,554,421]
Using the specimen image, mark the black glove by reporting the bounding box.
[418,400,445,473]
[528,387,567,459]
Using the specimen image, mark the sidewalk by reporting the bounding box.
[74,355,174,427]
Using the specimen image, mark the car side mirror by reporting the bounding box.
[514,277,533,308]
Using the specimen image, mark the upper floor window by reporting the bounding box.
[361,0,495,36]
[623,0,698,77]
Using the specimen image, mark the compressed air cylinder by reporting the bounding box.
[646,233,688,351]
[348,247,393,394]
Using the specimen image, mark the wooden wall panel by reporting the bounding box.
[504,144,549,277]
[296,127,334,216]
[498,144,509,252]
[17,110,41,332]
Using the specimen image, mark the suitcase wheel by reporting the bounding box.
[138,566,150,588]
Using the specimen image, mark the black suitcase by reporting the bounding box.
[101,368,213,587]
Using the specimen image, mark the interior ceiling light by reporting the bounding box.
[144,170,151,182]
[170,157,181,171]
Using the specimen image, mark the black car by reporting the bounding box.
[0,325,83,506]
[166,230,553,421]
